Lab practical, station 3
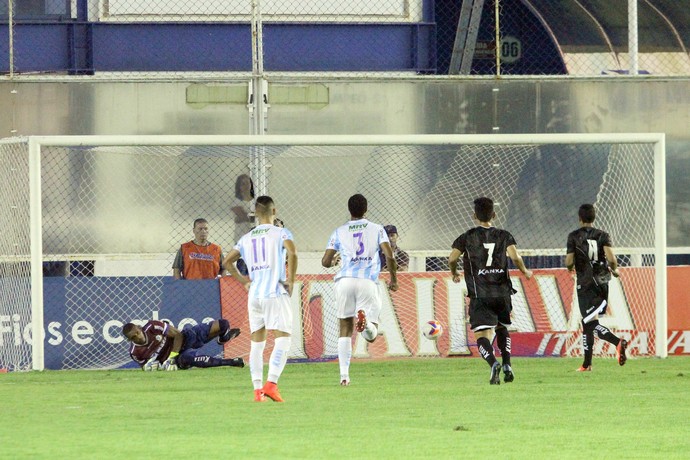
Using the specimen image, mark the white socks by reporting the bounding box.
[267,336,291,384]
[250,340,266,390]
[338,337,352,381]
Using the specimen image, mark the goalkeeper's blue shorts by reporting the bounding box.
[177,322,213,368]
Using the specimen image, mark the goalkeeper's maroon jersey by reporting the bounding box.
[128,320,173,365]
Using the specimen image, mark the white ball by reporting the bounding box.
[422,320,443,340]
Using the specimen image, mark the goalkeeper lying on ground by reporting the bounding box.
[122,318,244,371]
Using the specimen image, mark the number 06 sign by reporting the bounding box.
[500,36,522,64]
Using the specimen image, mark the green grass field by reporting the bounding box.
[1,357,689,459]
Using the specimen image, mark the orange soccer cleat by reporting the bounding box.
[356,310,367,333]
[262,382,284,402]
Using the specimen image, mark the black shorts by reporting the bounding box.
[469,296,512,332]
[577,283,609,323]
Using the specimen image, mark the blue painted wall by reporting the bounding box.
[2,21,436,74]
[1,0,573,75]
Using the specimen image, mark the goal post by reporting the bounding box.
[0,133,667,371]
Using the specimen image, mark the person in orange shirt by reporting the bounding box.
[172,218,227,280]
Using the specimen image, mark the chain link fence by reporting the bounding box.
[1,0,689,77]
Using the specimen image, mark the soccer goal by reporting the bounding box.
[0,133,666,371]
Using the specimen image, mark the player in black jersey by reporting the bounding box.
[449,197,533,385]
[566,204,628,371]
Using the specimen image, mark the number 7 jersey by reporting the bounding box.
[326,218,389,282]
[452,226,517,298]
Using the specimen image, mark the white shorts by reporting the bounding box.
[248,295,293,334]
[335,277,381,322]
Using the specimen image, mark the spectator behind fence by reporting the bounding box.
[380,225,409,272]
[172,218,226,279]
[231,174,256,243]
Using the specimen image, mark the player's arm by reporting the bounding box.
[565,233,576,272]
[507,245,533,279]
[133,351,158,371]
[172,249,183,279]
[284,239,298,297]
[158,324,184,371]
[164,324,184,355]
[604,246,619,277]
[223,249,251,290]
[321,249,339,268]
[448,248,463,283]
[380,241,398,291]
[218,251,229,277]
[565,252,575,272]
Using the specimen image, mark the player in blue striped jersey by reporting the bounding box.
[224,196,298,402]
[321,194,398,386]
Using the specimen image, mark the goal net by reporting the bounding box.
[0,134,666,371]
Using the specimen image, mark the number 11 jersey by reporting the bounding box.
[235,224,294,299]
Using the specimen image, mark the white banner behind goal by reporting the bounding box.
[0,134,666,371]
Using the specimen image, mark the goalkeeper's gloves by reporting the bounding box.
[143,357,160,371]
[162,351,179,371]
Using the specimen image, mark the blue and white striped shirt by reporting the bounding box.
[235,224,293,299]
[326,219,389,282]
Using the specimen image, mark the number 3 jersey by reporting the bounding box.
[452,226,517,298]
[566,226,612,287]
[235,223,294,299]
[326,218,389,282]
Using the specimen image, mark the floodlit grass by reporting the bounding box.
[1,357,689,459]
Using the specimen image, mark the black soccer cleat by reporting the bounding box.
[616,339,628,366]
[503,364,514,383]
[218,328,241,344]
[230,357,245,368]
[490,361,501,385]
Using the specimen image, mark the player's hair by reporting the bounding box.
[122,322,137,338]
[234,174,255,200]
[474,197,494,222]
[193,218,208,228]
[255,195,275,217]
[579,204,596,223]
[348,194,368,218]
